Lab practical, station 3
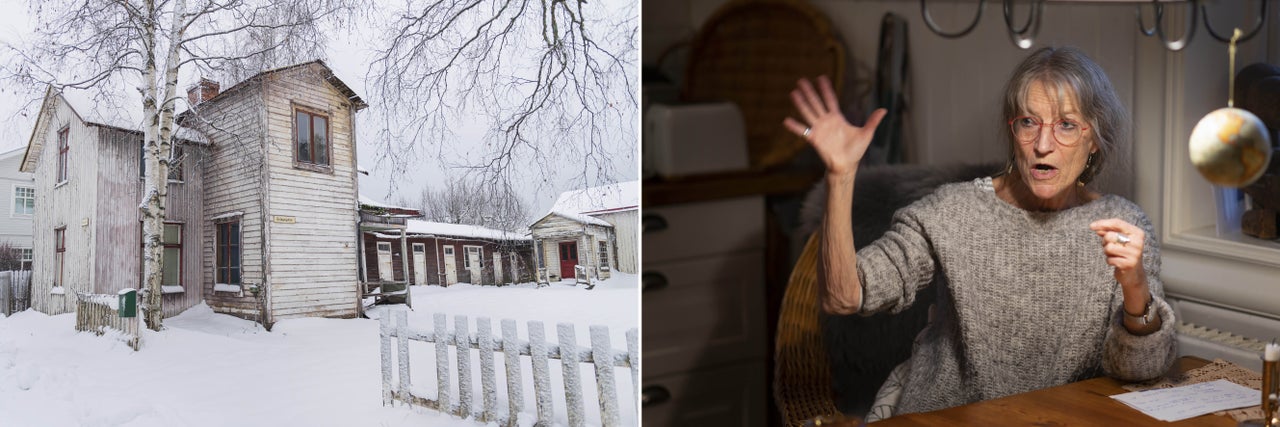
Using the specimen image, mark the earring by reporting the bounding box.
[1079,153,1096,185]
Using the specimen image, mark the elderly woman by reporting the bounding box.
[784,46,1177,420]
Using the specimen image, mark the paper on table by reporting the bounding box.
[1111,379,1258,422]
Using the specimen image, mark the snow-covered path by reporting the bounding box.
[0,274,638,426]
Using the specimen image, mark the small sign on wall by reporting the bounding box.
[272,215,297,224]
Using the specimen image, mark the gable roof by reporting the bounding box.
[531,210,614,229]
[20,85,207,173]
[547,181,639,216]
[187,60,366,113]
[406,220,530,241]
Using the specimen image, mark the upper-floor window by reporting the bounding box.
[139,142,184,182]
[56,127,69,183]
[13,186,34,216]
[295,109,330,167]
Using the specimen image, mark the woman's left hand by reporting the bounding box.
[1089,218,1146,292]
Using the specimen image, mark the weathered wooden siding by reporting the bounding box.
[261,63,359,319]
[194,83,268,320]
[0,149,35,251]
[30,96,99,315]
[594,210,637,274]
[94,128,207,318]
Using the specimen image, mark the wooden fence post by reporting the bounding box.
[558,323,585,427]
[434,313,451,412]
[478,317,498,422]
[396,312,411,402]
[502,319,523,424]
[627,328,639,418]
[591,326,621,426]
[380,313,393,406]
[455,315,473,419]
[528,320,553,426]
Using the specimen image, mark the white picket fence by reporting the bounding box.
[380,311,640,426]
[74,292,141,350]
[0,270,31,316]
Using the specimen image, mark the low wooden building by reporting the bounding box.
[363,220,533,286]
[529,181,639,281]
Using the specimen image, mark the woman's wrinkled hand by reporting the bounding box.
[1089,218,1146,291]
[782,75,886,177]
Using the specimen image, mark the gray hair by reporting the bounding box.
[1001,46,1129,185]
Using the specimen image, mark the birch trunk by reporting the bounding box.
[139,0,188,331]
[139,0,165,331]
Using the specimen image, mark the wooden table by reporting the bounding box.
[872,357,1240,426]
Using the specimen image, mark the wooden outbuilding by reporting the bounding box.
[529,181,638,281]
[363,220,533,287]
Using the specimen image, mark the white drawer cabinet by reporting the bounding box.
[643,195,767,426]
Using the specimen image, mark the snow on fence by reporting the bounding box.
[380,311,640,426]
[74,292,141,350]
[0,270,31,316]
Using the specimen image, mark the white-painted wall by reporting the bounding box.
[261,63,360,320]
[29,95,99,315]
[594,209,638,273]
[0,148,35,253]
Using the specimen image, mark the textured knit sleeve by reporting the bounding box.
[1101,211,1178,382]
[855,195,939,316]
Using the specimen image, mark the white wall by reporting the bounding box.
[0,148,35,251]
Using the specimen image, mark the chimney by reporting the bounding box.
[187,78,220,106]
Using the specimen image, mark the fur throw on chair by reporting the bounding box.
[797,163,999,416]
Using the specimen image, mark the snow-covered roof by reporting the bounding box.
[406,220,530,241]
[55,86,207,144]
[546,210,612,227]
[358,195,416,212]
[548,181,639,216]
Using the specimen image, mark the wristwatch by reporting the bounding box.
[1124,294,1156,326]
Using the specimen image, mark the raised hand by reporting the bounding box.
[782,75,887,177]
[1089,218,1146,290]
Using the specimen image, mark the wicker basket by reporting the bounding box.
[682,0,847,170]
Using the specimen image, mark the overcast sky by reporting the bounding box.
[0,0,639,223]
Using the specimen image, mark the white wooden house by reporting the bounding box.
[0,147,35,269]
[529,181,639,281]
[22,85,209,318]
[23,61,368,325]
[364,219,534,287]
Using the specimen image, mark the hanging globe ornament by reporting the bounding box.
[1189,29,1273,188]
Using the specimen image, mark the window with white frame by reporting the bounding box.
[216,220,241,286]
[19,248,31,271]
[598,241,609,268]
[13,186,33,216]
[464,246,482,268]
[56,127,69,183]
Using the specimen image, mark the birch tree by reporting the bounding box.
[402,176,531,233]
[7,0,348,330]
[367,0,638,193]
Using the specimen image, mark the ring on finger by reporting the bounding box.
[1116,233,1131,246]
[803,127,812,137]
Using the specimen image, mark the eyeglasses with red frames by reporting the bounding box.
[1008,116,1090,146]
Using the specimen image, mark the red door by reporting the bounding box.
[559,241,578,278]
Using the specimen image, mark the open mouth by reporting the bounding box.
[1030,163,1058,179]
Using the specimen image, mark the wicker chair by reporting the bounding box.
[773,164,999,426]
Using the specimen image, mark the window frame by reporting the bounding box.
[215,219,242,287]
[12,185,34,217]
[598,240,609,268]
[19,248,31,271]
[56,126,69,184]
[54,227,65,288]
[464,245,483,269]
[292,104,333,172]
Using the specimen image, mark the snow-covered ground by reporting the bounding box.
[0,274,639,426]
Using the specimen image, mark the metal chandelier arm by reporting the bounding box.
[1202,0,1267,44]
[921,0,986,39]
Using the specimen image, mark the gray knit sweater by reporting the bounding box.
[857,178,1177,415]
